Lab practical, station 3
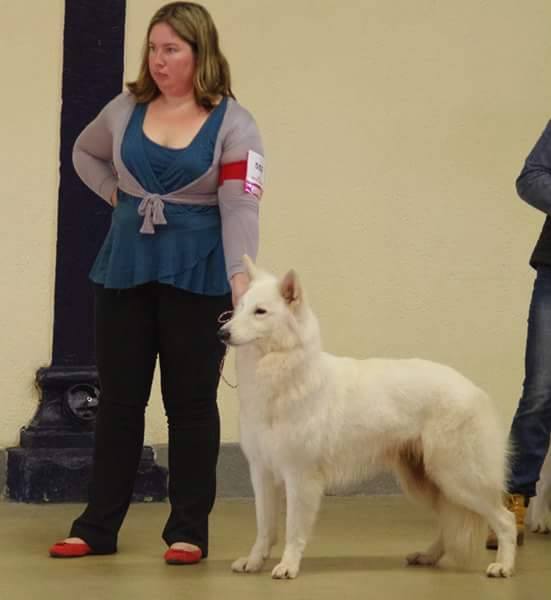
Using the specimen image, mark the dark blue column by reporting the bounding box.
[53,0,127,368]
[7,0,167,502]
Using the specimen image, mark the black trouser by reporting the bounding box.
[70,283,232,556]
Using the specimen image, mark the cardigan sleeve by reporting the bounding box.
[72,97,121,205]
[218,109,264,279]
[516,120,551,215]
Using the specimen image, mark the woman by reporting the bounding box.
[487,120,551,549]
[49,1,264,564]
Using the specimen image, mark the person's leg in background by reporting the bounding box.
[68,283,159,553]
[509,267,551,533]
[488,266,551,549]
[158,284,231,560]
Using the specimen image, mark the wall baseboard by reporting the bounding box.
[0,443,400,501]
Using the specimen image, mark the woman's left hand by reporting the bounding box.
[230,272,250,307]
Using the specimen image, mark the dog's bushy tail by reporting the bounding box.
[439,499,486,568]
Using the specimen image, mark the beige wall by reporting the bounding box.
[1,0,64,446]
[2,0,551,448]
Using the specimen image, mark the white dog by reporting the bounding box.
[528,446,551,533]
[219,257,517,579]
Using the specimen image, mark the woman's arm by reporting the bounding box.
[72,99,119,205]
[517,121,551,215]
[218,110,264,305]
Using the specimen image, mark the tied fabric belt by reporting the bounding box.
[135,161,248,235]
[137,193,167,234]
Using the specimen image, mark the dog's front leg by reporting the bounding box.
[272,474,324,580]
[232,466,281,574]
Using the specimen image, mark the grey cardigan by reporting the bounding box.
[72,92,263,279]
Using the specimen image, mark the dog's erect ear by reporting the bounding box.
[280,269,302,307]
[242,254,258,280]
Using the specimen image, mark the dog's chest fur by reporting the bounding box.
[236,346,326,469]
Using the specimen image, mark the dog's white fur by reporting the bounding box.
[528,445,551,533]
[220,257,517,579]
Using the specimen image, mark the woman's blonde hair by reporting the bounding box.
[126,2,234,108]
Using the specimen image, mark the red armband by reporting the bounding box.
[218,152,264,199]
[218,161,247,186]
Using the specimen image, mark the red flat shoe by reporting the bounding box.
[49,541,93,558]
[164,547,203,565]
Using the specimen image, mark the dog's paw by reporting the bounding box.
[271,561,299,579]
[231,555,264,573]
[486,562,514,578]
[530,519,551,534]
[406,552,439,567]
[529,511,551,534]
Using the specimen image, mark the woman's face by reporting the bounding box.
[148,22,196,97]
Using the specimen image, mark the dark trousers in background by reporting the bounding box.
[509,266,551,498]
[70,283,232,555]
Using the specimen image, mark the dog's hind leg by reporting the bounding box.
[529,449,551,533]
[405,536,445,567]
[529,483,551,533]
[271,473,324,579]
[394,447,444,567]
[232,466,281,574]
[484,505,517,577]
[430,471,516,577]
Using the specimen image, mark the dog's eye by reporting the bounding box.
[255,308,267,316]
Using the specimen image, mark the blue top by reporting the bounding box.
[89,97,231,295]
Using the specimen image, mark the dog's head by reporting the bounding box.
[218,255,313,351]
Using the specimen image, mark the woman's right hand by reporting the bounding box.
[111,188,118,207]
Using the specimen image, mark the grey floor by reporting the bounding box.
[2,495,550,600]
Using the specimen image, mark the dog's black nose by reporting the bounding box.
[217,328,230,343]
